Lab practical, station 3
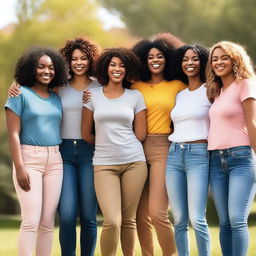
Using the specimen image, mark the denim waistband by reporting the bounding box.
[171,142,208,151]
[61,139,89,145]
[210,145,251,156]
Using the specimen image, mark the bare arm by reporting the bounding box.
[243,98,256,153]
[134,109,147,141]
[6,109,30,191]
[81,107,95,144]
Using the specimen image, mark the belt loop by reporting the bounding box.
[171,142,176,152]
[188,143,190,152]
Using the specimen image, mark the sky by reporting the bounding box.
[0,0,125,30]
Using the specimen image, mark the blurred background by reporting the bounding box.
[0,0,256,215]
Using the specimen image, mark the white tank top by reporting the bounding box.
[168,84,211,142]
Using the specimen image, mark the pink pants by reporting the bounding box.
[13,145,63,256]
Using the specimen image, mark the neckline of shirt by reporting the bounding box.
[24,86,53,101]
[101,87,127,101]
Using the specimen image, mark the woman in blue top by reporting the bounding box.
[8,37,101,256]
[5,47,67,256]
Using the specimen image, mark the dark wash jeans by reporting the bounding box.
[210,146,256,256]
[58,139,97,256]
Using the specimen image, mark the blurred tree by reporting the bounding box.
[98,0,256,60]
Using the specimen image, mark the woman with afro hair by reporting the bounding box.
[8,36,101,256]
[82,48,147,256]
[165,44,211,256]
[5,47,67,256]
[57,36,100,256]
[131,38,186,256]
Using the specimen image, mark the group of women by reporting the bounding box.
[5,33,256,256]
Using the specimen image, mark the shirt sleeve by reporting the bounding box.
[134,90,146,114]
[240,79,256,102]
[4,94,23,117]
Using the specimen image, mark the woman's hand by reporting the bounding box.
[83,90,92,104]
[8,82,21,97]
[16,166,30,191]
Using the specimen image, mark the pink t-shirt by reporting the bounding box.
[208,79,256,150]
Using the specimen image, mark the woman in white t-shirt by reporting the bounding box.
[165,45,211,256]
[81,48,147,256]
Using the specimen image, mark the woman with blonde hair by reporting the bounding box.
[206,41,256,256]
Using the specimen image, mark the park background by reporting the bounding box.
[0,0,256,255]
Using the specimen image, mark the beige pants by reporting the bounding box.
[136,135,177,256]
[94,161,147,256]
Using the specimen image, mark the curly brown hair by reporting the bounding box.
[94,48,142,88]
[59,36,101,78]
[206,41,256,101]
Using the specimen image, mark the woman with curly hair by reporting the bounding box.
[5,47,67,256]
[8,36,101,256]
[82,48,147,256]
[131,39,186,256]
[206,41,256,256]
[58,37,100,256]
[166,45,211,256]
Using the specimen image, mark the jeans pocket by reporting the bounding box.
[231,147,252,158]
[190,147,209,158]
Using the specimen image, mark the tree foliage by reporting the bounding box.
[99,0,256,60]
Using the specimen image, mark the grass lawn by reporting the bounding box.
[1,199,256,255]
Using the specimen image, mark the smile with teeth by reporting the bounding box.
[216,66,225,71]
[75,67,84,71]
[113,73,122,78]
[186,67,195,72]
[42,75,51,79]
[152,64,160,68]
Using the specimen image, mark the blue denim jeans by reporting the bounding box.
[210,146,256,256]
[166,142,210,256]
[58,139,97,256]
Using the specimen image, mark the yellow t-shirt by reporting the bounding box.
[131,80,187,134]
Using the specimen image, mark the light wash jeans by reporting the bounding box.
[58,139,97,256]
[166,142,210,256]
[210,146,256,256]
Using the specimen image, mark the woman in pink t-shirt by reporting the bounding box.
[206,41,256,256]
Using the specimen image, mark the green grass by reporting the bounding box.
[1,199,256,255]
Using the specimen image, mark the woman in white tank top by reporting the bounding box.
[165,45,211,256]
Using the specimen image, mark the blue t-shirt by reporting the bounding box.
[5,86,62,146]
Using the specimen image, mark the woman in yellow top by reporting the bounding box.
[131,39,187,256]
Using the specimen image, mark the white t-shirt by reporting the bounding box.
[168,84,211,142]
[58,80,100,139]
[84,87,146,165]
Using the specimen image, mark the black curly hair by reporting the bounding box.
[170,45,209,84]
[14,47,68,89]
[94,48,142,89]
[59,36,100,78]
[132,39,175,81]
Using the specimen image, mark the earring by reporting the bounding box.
[233,63,238,77]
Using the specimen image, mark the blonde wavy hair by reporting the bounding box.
[206,41,256,101]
